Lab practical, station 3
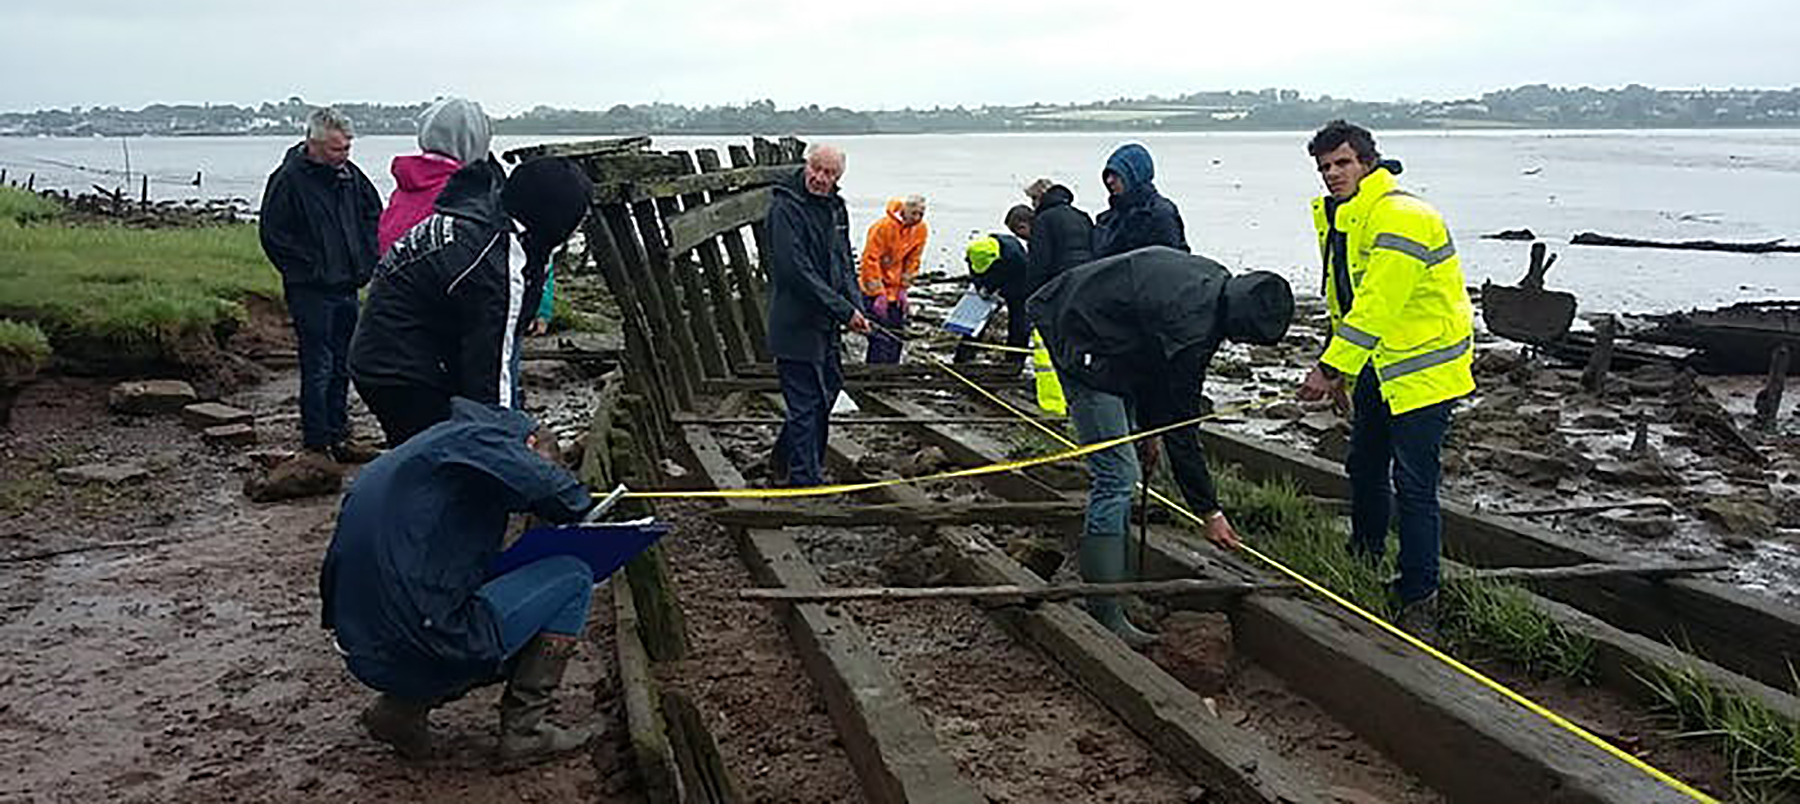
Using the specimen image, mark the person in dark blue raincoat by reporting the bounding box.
[1092,143,1189,259]
[320,397,597,764]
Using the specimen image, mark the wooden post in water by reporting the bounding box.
[26,173,34,191]
[1582,315,1616,394]
[684,149,752,370]
[654,153,728,380]
[1754,345,1790,433]
[140,175,149,205]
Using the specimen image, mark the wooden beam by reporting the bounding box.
[585,152,690,185]
[733,362,1025,381]
[673,415,1063,427]
[707,501,1085,528]
[501,135,649,164]
[688,149,753,371]
[737,578,1290,605]
[666,187,774,256]
[684,426,986,804]
[613,575,680,804]
[703,377,1030,394]
[722,146,772,362]
[592,164,793,205]
[655,154,729,380]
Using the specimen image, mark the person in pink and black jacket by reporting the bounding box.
[378,97,493,256]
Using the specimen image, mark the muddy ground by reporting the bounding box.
[0,359,636,802]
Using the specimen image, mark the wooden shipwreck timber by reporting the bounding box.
[526,135,1800,802]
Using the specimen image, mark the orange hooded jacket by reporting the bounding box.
[858,198,928,301]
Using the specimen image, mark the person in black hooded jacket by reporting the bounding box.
[1027,246,1292,646]
[1092,143,1189,259]
[349,156,592,447]
[258,107,382,462]
[1025,181,1094,295]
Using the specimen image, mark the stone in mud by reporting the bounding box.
[1485,445,1590,486]
[903,446,953,476]
[1260,402,1306,421]
[1599,510,1677,540]
[1592,458,1680,487]
[203,423,257,447]
[1571,411,1624,431]
[56,462,151,486]
[519,359,578,387]
[181,402,252,429]
[244,452,343,503]
[1313,429,1351,464]
[108,380,198,416]
[245,448,295,470]
[1472,349,1524,378]
[1297,412,1344,435]
[1699,499,1776,539]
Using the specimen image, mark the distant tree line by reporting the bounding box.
[4,85,1798,137]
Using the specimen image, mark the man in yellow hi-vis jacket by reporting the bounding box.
[1296,120,1475,632]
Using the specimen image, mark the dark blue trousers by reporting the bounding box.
[287,286,360,448]
[1346,365,1456,604]
[774,353,843,487]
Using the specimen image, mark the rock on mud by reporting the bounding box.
[108,380,199,416]
[181,402,253,429]
[56,462,152,486]
[244,452,342,502]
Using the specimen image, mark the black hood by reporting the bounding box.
[1220,271,1294,345]
[504,156,594,263]
[1036,183,1075,212]
[434,156,505,226]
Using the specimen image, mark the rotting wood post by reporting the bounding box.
[1581,314,1616,394]
[729,144,775,288]
[1753,344,1790,432]
[660,690,744,804]
[689,149,753,370]
[629,196,707,405]
[583,215,673,434]
[625,544,689,662]
[614,580,680,804]
[603,203,696,411]
[657,152,729,380]
[1629,415,1650,458]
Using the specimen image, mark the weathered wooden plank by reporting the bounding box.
[1195,424,1800,691]
[672,414,1062,427]
[614,577,680,804]
[660,690,744,804]
[729,144,776,288]
[690,149,753,371]
[708,501,1085,528]
[703,377,1031,394]
[656,154,729,380]
[592,163,793,205]
[854,392,1066,503]
[632,196,709,394]
[666,188,774,257]
[738,577,1287,606]
[585,152,690,185]
[683,425,986,804]
[501,135,649,164]
[604,203,696,410]
[734,362,1023,381]
[583,214,674,432]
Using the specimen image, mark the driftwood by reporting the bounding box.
[1571,232,1800,254]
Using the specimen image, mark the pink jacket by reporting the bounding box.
[378,152,463,255]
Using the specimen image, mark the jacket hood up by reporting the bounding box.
[417,97,492,165]
[1104,143,1155,192]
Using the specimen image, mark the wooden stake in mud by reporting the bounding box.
[1754,344,1790,432]
[1582,314,1616,394]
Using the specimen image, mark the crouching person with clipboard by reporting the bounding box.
[320,398,660,765]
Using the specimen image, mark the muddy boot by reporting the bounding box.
[1395,591,1441,644]
[1079,533,1157,648]
[360,694,434,760]
[497,633,594,765]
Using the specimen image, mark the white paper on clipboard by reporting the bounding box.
[943,291,1000,337]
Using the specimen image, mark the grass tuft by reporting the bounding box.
[1639,661,1800,798]
[1440,577,1596,681]
[0,186,64,225]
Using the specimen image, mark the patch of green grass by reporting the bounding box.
[1441,577,1596,680]
[0,319,51,375]
[0,219,275,356]
[1208,467,1398,617]
[1640,661,1800,799]
[0,186,63,224]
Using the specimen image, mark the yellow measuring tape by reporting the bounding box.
[927,356,1719,803]
[620,398,1276,500]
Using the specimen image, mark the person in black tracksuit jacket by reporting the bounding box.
[956,230,1033,366]
[1025,183,1094,296]
[258,128,382,459]
[349,157,592,447]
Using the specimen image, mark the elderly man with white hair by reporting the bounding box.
[764,143,870,487]
[259,107,383,463]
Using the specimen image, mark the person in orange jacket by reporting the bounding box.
[859,194,928,363]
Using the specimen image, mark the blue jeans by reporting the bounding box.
[1347,366,1456,604]
[286,286,359,448]
[477,555,594,658]
[775,353,843,487]
[1063,373,1139,541]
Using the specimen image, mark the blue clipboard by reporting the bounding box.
[488,520,669,580]
[943,291,1000,337]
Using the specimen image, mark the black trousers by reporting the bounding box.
[355,381,452,448]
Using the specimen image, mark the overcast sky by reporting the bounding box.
[4,0,1794,114]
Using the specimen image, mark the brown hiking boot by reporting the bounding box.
[359,694,434,760]
[327,439,383,464]
[497,633,595,765]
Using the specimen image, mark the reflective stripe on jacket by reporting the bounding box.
[1312,167,1475,415]
[1031,328,1066,415]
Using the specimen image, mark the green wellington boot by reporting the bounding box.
[497,633,596,765]
[1079,533,1158,648]
[359,694,435,760]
